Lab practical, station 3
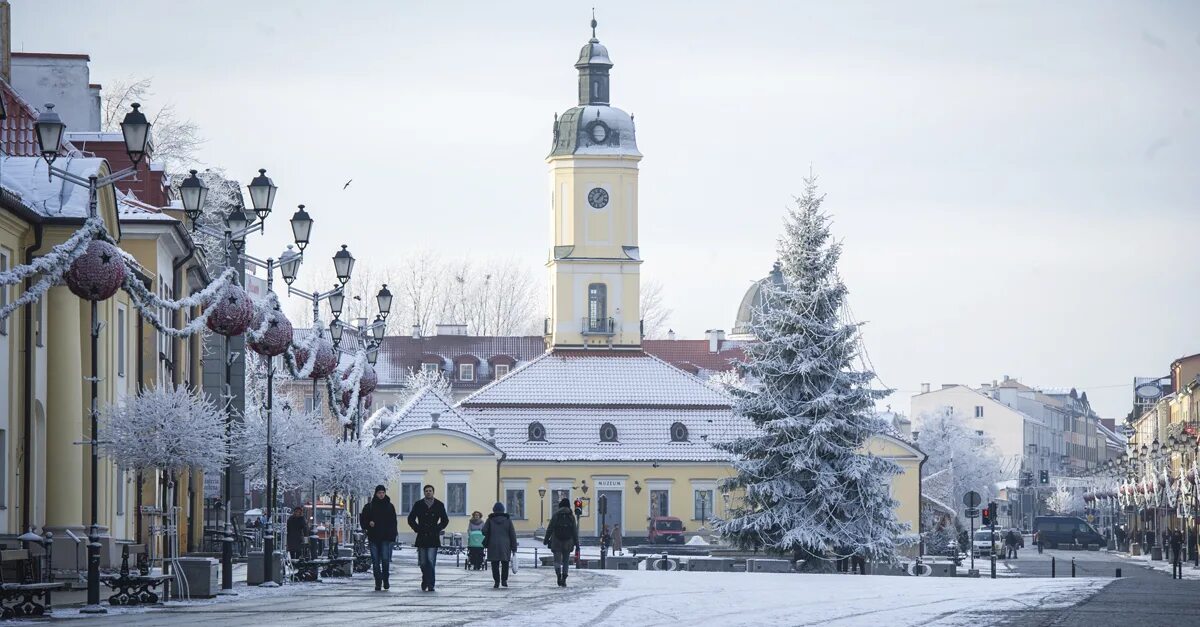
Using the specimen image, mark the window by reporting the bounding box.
[670,422,689,442]
[446,482,467,516]
[693,489,714,521]
[505,488,526,520]
[650,489,669,517]
[401,482,422,514]
[974,406,984,418]
[458,363,474,382]
[33,298,42,347]
[0,429,6,508]
[117,307,126,377]
[587,283,607,330]
[528,422,546,442]
[551,488,571,507]
[600,422,618,442]
[494,364,509,379]
[116,464,125,515]
[0,248,8,335]
[422,362,439,375]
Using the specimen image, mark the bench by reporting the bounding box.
[0,549,65,618]
[100,544,171,605]
[290,558,329,582]
[321,556,354,578]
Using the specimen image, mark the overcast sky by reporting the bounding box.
[11,1,1197,419]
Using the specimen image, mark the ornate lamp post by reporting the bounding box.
[538,486,547,535]
[35,102,150,615]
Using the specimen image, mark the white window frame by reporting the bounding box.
[690,480,717,522]
[503,479,528,520]
[493,364,509,379]
[117,305,127,377]
[458,362,474,382]
[549,479,572,510]
[421,362,439,375]
[647,479,673,519]
[399,472,426,514]
[0,247,9,335]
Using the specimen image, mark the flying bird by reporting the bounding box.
[343,179,353,190]
[441,442,448,448]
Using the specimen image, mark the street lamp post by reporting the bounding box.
[181,168,281,593]
[35,102,150,615]
[538,486,547,535]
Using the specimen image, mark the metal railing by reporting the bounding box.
[581,317,615,336]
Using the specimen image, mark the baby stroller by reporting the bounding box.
[467,527,486,570]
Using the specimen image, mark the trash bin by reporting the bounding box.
[175,557,219,598]
[247,550,284,585]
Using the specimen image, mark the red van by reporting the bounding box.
[648,516,686,544]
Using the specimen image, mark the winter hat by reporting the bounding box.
[374,484,386,493]
[492,502,505,514]
[559,498,570,508]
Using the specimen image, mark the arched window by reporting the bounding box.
[528,422,546,442]
[670,422,689,442]
[600,422,618,442]
[588,283,607,331]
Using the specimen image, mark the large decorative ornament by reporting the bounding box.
[64,239,127,301]
[248,307,294,357]
[293,337,337,379]
[354,364,378,396]
[205,284,254,337]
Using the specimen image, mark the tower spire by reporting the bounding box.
[591,9,598,41]
[575,12,612,106]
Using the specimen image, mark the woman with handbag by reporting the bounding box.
[482,502,518,588]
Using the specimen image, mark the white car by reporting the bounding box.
[971,530,1000,558]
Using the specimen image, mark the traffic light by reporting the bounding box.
[981,506,991,526]
[987,502,997,526]
[573,498,583,518]
[1039,470,1049,485]
[598,494,608,516]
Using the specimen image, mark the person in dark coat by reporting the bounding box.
[407,484,449,591]
[543,498,578,587]
[482,501,518,588]
[360,485,399,591]
[286,507,309,560]
[1170,527,1184,579]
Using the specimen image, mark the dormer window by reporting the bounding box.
[459,363,474,381]
[600,422,618,442]
[670,422,689,442]
[528,422,546,442]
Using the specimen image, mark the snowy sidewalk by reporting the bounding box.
[1109,551,1200,580]
[474,570,1110,627]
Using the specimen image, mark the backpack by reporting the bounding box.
[552,511,575,541]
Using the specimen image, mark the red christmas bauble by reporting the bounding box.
[248,307,293,357]
[293,336,337,379]
[64,240,127,301]
[205,284,254,337]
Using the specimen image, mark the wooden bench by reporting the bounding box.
[290,558,330,582]
[0,549,65,618]
[100,544,171,606]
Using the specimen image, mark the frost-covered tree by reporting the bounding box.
[100,383,228,476]
[234,397,331,491]
[1045,488,1084,515]
[714,175,904,566]
[639,280,673,339]
[915,409,1004,522]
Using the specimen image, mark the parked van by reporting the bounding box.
[647,516,686,544]
[1033,516,1105,549]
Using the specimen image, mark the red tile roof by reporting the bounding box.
[642,340,746,374]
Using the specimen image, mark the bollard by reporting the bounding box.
[1051,556,1056,578]
[1116,568,1122,578]
[456,551,460,568]
[1071,557,1075,578]
[661,552,668,572]
[990,554,996,579]
[534,547,538,568]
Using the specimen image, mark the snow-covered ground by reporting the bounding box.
[472,570,1109,627]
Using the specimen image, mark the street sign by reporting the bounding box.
[965,507,979,518]
[963,491,981,508]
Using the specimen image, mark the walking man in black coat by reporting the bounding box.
[360,485,399,591]
[407,484,449,591]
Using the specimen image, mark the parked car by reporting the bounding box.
[971,529,1000,558]
[647,516,686,544]
[1032,516,1105,549]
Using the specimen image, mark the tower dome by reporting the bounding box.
[549,16,640,159]
[730,262,784,340]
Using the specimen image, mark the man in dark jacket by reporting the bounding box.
[407,484,449,592]
[360,485,399,591]
[286,507,309,560]
[543,498,578,587]
[1170,527,1184,579]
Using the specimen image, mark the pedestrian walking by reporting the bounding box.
[613,523,623,555]
[1115,525,1127,552]
[1170,527,1184,579]
[482,502,518,588]
[467,511,486,571]
[1006,529,1019,559]
[407,484,450,592]
[600,524,612,556]
[286,507,309,560]
[543,498,579,587]
[360,485,399,591]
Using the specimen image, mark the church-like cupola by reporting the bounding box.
[576,17,612,106]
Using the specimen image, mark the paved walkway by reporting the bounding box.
[55,560,610,626]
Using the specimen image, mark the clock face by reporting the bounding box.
[591,123,608,143]
[587,187,609,209]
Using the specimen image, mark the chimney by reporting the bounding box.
[411,324,420,339]
[430,412,440,429]
[1003,375,1011,382]
[0,2,9,83]
[705,329,725,353]
[667,329,676,341]
[920,383,930,394]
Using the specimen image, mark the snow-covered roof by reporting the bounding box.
[460,406,752,462]
[549,105,640,158]
[373,386,490,445]
[0,155,108,218]
[117,189,177,223]
[459,350,733,408]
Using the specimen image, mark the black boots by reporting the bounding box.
[556,570,567,587]
[374,575,382,591]
[383,575,390,590]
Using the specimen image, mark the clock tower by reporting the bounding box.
[546,18,643,349]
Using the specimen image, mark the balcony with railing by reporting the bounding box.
[581,316,615,336]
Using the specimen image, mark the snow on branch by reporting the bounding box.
[0,216,106,320]
[100,383,228,475]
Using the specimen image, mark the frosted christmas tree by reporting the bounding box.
[715,175,905,566]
